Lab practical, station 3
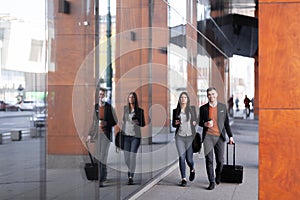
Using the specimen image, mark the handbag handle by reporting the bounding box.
[85,141,95,166]
[226,142,236,166]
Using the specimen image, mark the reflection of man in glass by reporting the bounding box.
[198,87,234,190]
[86,87,117,187]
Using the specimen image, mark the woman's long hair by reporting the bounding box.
[175,92,191,121]
[127,91,139,112]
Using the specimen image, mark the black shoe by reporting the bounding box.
[99,182,104,187]
[207,182,215,190]
[180,179,187,187]
[215,175,220,185]
[128,177,134,185]
[100,177,107,183]
[189,170,195,181]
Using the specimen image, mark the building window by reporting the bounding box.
[29,39,43,62]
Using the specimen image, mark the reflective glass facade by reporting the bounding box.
[0,0,258,199]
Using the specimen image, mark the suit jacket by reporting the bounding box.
[121,106,145,138]
[172,105,197,136]
[198,102,233,142]
[89,102,117,142]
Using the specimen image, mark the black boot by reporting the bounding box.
[128,177,134,185]
[189,169,195,181]
[215,174,220,185]
[180,179,187,187]
[207,182,215,190]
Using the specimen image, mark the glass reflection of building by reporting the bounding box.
[0,0,257,199]
[0,13,46,103]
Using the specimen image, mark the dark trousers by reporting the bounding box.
[97,133,110,182]
[123,135,141,178]
[98,162,107,182]
[245,106,250,117]
[204,137,225,183]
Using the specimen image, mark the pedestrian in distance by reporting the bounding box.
[235,97,239,111]
[227,95,234,117]
[86,87,118,187]
[120,91,145,185]
[172,92,197,187]
[243,95,251,118]
[198,87,234,190]
[251,97,254,112]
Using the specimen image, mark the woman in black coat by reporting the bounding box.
[121,92,145,185]
[172,92,197,187]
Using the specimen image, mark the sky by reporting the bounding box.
[0,0,182,26]
[0,0,45,22]
[0,0,116,22]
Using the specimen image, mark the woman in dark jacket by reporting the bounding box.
[121,91,145,185]
[172,92,197,187]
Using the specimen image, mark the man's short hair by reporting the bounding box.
[206,87,217,93]
[99,87,107,93]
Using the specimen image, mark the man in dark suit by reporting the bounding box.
[87,87,117,187]
[198,87,234,190]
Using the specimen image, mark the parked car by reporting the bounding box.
[0,100,8,111]
[5,100,21,111]
[34,100,47,111]
[30,108,47,127]
[20,100,35,111]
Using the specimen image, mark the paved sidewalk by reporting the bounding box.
[0,112,257,200]
[135,118,258,200]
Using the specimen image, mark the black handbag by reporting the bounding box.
[192,132,202,153]
[220,143,243,183]
[84,142,98,180]
[115,131,124,149]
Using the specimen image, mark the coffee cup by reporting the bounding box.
[207,119,213,127]
[99,120,107,126]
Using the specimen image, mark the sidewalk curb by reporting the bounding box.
[127,161,178,200]
[0,112,32,119]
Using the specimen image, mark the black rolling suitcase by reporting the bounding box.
[84,142,98,180]
[220,143,243,183]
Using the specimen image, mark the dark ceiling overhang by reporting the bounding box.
[197,13,258,58]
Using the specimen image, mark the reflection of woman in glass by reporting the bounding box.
[172,92,197,187]
[121,92,145,185]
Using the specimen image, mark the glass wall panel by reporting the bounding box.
[0,0,256,199]
[0,0,47,199]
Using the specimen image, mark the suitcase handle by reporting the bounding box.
[85,141,96,166]
[226,142,236,166]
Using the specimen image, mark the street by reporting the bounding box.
[0,111,33,132]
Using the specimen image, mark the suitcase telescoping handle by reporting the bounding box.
[226,142,236,166]
[85,141,96,166]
